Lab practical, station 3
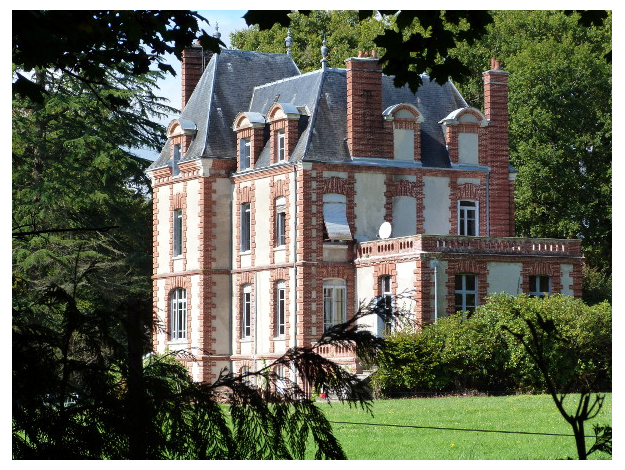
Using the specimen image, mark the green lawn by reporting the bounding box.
[311,394,612,460]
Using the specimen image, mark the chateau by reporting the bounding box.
[147,43,583,384]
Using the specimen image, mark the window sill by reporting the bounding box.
[273,245,286,251]
[240,338,252,342]
[168,339,187,345]
[273,336,286,341]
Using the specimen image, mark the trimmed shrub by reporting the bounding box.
[372,294,611,397]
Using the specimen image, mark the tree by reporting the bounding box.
[448,11,611,275]
[12,10,224,106]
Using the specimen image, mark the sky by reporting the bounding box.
[139,10,250,160]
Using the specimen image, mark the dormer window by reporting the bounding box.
[439,107,488,166]
[267,103,301,165]
[167,119,197,176]
[233,112,266,171]
[382,103,424,162]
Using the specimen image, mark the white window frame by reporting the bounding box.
[379,275,393,334]
[170,288,187,341]
[458,200,478,236]
[277,130,286,162]
[240,203,251,252]
[323,279,347,332]
[242,284,252,338]
[275,197,286,247]
[240,138,251,170]
[173,209,183,257]
[455,274,477,317]
[529,275,551,298]
[275,280,286,337]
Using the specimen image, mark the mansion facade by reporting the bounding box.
[147,45,582,383]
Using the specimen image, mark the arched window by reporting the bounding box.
[170,288,187,341]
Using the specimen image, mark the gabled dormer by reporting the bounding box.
[233,112,266,171]
[439,107,488,166]
[267,102,301,165]
[383,103,425,162]
[167,118,197,176]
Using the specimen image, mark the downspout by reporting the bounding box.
[291,162,298,386]
[430,260,439,322]
[228,186,233,370]
[253,271,258,374]
[486,172,491,237]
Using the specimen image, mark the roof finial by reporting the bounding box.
[285,28,293,56]
[321,35,328,71]
[214,22,221,40]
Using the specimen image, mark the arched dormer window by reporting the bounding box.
[439,107,487,166]
[267,103,301,165]
[233,112,266,171]
[382,103,424,162]
[166,119,197,176]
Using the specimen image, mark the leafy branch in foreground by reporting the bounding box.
[503,308,611,460]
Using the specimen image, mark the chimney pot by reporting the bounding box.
[358,51,364,58]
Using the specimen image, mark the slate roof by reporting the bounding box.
[149,50,469,171]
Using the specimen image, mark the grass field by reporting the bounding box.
[310,394,612,460]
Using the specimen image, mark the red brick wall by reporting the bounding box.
[345,57,389,158]
[181,45,204,111]
[483,64,513,237]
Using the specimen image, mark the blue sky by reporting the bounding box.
[139,10,250,160]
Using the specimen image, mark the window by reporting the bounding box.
[170,288,187,341]
[323,279,346,332]
[275,280,286,337]
[529,275,551,298]
[240,365,254,386]
[455,274,477,317]
[322,194,352,241]
[458,200,478,236]
[240,138,251,170]
[173,209,183,257]
[277,130,286,162]
[275,365,286,393]
[172,144,181,176]
[241,203,251,252]
[275,197,286,247]
[242,284,252,338]
[379,275,393,334]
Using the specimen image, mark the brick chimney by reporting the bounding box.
[181,42,213,111]
[483,57,513,237]
[345,51,387,158]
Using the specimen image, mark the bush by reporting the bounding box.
[372,294,611,397]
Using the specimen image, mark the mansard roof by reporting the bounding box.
[149,50,468,171]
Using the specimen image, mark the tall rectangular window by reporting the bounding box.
[173,144,181,176]
[173,209,183,257]
[323,279,346,332]
[379,275,393,334]
[277,130,286,162]
[170,288,187,341]
[275,280,286,337]
[529,275,551,298]
[275,197,286,247]
[455,274,477,317]
[242,284,252,338]
[241,203,251,252]
[458,200,478,236]
[240,138,251,170]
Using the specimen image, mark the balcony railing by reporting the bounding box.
[356,234,582,259]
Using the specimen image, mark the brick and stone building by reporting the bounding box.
[147,44,583,384]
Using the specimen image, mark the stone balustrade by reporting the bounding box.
[356,234,581,259]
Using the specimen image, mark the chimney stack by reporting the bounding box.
[345,52,385,158]
[181,41,213,111]
[483,57,513,237]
